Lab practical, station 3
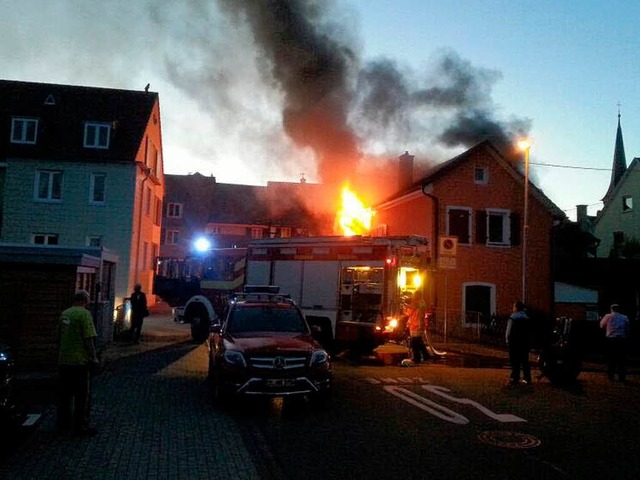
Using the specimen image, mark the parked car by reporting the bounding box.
[207,287,332,404]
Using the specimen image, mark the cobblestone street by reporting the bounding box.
[1,340,259,480]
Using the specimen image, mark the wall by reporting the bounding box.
[2,158,136,306]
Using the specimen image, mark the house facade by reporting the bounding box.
[0,80,164,308]
[594,158,640,257]
[374,142,565,338]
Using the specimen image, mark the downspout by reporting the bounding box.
[420,184,439,259]
[135,160,152,286]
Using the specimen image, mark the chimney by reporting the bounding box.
[576,204,587,223]
[398,151,414,191]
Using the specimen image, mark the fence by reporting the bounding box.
[427,308,509,345]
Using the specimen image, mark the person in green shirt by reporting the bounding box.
[56,290,99,436]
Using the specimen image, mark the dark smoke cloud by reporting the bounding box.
[215,0,531,186]
[217,0,361,186]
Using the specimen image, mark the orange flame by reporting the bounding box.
[336,186,372,236]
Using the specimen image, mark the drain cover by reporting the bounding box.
[478,430,541,449]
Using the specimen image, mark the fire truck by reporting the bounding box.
[153,247,247,340]
[244,235,430,354]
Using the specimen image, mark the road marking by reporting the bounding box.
[383,386,469,424]
[22,413,41,427]
[382,385,527,425]
[364,377,430,385]
[422,385,526,423]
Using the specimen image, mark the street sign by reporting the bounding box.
[438,257,457,270]
[439,236,458,256]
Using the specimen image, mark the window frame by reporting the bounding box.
[89,172,107,204]
[83,122,111,149]
[166,230,180,245]
[446,206,472,245]
[462,282,496,328]
[167,202,183,219]
[11,117,39,144]
[251,227,264,239]
[86,235,103,247]
[474,166,488,185]
[32,233,59,245]
[485,208,511,246]
[622,195,633,212]
[34,169,63,203]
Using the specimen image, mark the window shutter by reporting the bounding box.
[510,213,521,246]
[475,210,487,245]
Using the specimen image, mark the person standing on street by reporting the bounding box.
[405,291,429,364]
[129,283,148,344]
[57,290,99,436]
[600,304,630,383]
[506,301,532,385]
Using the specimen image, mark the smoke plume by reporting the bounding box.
[216,0,530,187]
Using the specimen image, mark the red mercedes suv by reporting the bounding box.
[207,287,332,403]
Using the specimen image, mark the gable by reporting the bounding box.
[0,79,158,163]
[376,141,565,220]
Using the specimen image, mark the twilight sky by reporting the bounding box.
[2,0,639,219]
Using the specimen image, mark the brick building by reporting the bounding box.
[374,141,565,339]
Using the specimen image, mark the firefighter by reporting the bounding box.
[405,291,429,363]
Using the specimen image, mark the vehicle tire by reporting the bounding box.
[189,309,210,343]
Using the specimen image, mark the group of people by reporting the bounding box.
[506,300,631,386]
[56,284,147,437]
[403,290,632,387]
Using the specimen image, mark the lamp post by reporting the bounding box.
[518,139,531,303]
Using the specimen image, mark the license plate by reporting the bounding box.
[266,379,295,387]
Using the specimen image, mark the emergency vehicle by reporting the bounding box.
[244,235,430,353]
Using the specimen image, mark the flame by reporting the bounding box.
[336,186,372,236]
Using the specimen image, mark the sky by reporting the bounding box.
[2,0,640,220]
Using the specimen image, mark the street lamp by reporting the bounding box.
[517,139,531,303]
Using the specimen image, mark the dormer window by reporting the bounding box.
[84,122,110,149]
[11,117,38,144]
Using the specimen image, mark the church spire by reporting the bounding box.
[602,107,627,204]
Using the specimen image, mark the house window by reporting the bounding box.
[280,226,292,238]
[84,122,110,149]
[154,197,162,225]
[145,186,152,217]
[11,117,38,144]
[90,173,106,204]
[623,196,633,212]
[141,242,149,270]
[146,140,159,175]
[463,282,495,327]
[35,170,63,202]
[32,233,59,245]
[166,230,180,245]
[207,226,221,235]
[251,228,264,239]
[167,203,183,218]
[474,167,488,185]
[86,236,102,247]
[446,207,471,244]
[486,209,510,246]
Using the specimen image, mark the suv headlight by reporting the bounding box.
[223,350,247,367]
[310,349,329,366]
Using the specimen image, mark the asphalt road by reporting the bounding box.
[2,340,639,480]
